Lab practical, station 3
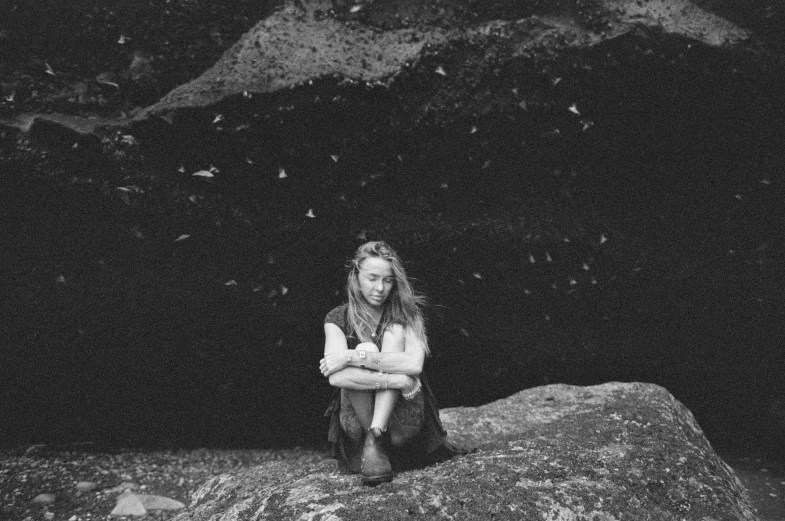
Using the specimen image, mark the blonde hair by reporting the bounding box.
[346,241,429,355]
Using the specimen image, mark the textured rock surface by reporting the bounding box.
[172,383,755,521]
[138,0,747,119]
[3,0,747,140]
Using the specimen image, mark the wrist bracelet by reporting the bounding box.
[344,352,354,364]
[402,378,422,400]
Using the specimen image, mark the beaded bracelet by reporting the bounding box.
[402,378,422,401]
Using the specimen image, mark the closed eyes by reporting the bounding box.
[366,275,394,284]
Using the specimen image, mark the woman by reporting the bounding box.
[320,241,464,485]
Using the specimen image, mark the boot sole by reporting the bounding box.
[361,472,394,485]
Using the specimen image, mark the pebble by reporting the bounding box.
[76,481,97,492]
[44,513,54,521]
[138,494,186,511]
[110,493,186,516]
[32,493,56,504]
[110,494,147,517]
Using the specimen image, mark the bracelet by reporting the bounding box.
[402,378,422,401]
[344,352,354,363]
[375,370,385,390]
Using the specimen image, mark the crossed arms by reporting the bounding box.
[321,323,424,392]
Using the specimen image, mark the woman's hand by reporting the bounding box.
[319,351,349,377]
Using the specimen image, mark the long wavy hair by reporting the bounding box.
[346,241,429,355]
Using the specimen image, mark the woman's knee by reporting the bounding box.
[356,341,379,353]
[380,324,406,353]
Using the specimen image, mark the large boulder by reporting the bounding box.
[172,382,755,520]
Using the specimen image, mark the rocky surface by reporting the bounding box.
[5,445,785,521]
[136,0,747,119]
[0,446,325,521]
[1,0,751,135]
[171,383,755,520]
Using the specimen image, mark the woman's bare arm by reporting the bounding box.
[322,323,419,390]
[323,324,424,377]
[348,325,425,376]
[327,366,413,391]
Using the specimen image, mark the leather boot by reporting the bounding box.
[360,429,393,485]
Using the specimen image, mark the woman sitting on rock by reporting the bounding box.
[320,241,464,485]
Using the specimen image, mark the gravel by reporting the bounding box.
[1,445,328,520]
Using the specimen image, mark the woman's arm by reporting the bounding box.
[327,367,414,391]
[348,325,425,376]
[323,324,425,377]
[322,323,420,391]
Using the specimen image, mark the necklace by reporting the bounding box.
[369,309,384,339]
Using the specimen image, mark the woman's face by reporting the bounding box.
[357,257,395,309]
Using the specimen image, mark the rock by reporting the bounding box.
[137,494,186,511]
[110,493,147,517]
[137,0,747,119]
[75,481,97,492]
[111,493,186,516]
[171,382,755,521]
[0,112,125,137]
[31,493,56,505]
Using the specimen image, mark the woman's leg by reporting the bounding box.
[343,342,382,431]
[369,339,405,434]
[344,389,374,431]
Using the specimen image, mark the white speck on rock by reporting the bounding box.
[297,502,345,521]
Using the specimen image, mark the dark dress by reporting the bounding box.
[323,304,466,472]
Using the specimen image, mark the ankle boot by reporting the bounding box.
[360,429,393,485]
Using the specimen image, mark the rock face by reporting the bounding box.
[139,0,747,119]
[172,383,755,521]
